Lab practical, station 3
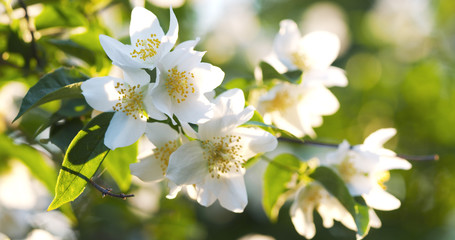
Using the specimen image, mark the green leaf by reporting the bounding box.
[49,118,84,152]
[35,98,92,137]
[259,61,302,83]
[310,166,370,238]
[47,39,96,65]
[7,27,32,69]
[103,143,138,192]
[35,5,87,30]
[48,112,114,211]
[243,111,276,136]
[263,153,302,222]
[223,78,254,91]
[14,67,88,122]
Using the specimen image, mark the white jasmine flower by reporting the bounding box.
[322,128,412,211]
[130,122,189,198]
[273,20,347,88]
[130,122,182,183]
[290,182,382,239]
[290,182,355,239]
[99,7,178,69]
[166,89,277,212]
[81,68,166,150]
[152,40,224,124]
[258,20,348,138]
[257,81,339,137]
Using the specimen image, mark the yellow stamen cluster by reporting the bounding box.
[338,156,357,182]
[291,51,309,70]
[112,82,146,120]
[376,171,390,190]
[166,67,195,104]
[130,34,161,61]
[154,140,180,175]
[201,135,245,179]
[262,89,294,112]
[303,184,323,207]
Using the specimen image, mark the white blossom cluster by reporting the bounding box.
[81,7,277,213]
[80,7,412,238]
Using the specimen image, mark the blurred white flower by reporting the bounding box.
[0,161,75,240]
[166,89,277,212]
[0,207,30,239]
[290,182,382,239]
[322,128,412,211]
[238,233,275,240]
[99,7,178,70]
[290,182,355,239]
[0,232,9,240]
[0,82,27,127]
[272,20,347,88]
[367,0,433,61]
[81,68,166,150]
[128,178,162,215]
[300,2,350,55]
[25,229,56,240]
[258,20,348,138]
[148,0,185,8]
[257,81,340,138]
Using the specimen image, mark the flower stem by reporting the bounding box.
[277,137,439,161]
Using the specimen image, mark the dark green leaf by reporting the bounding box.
[49,118,84,152]
[7,27,32,68]
[103,143,138,192]
[310,166,370,237]
[14,67,88,122]
[263,153,302,222]
[47,39,96,65]
[35,98,92,137]
[48,112,113,211]
[260,61,302,83]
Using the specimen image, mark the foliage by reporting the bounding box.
[0,0,451,240]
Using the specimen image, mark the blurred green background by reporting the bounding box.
[1,0,454,239]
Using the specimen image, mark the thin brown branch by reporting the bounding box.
[61,165,134,200]
[396,154,439,161]
[88,179,134,200]
[278,137,439,161]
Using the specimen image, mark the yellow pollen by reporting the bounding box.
[154,140,180,175]
[291,51,309,70]
[111,82,146,120]
[201,135,245,179]
[303,184,323,206]
[165,67,195,104]
[376,171,390,190]
[262,89,294,112]
[338,156,357,182]
[130,34,161,61]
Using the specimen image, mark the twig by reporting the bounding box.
[88,178,134,200]
[396,154,439,161]
[18,0,43,69]
[61,166,134,200]
[278,137,439,161]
